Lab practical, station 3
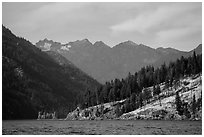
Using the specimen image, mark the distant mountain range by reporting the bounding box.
[2,26,100,119]
[36,39,202,83]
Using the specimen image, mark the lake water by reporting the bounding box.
[2,120,202,135]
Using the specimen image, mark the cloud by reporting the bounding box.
[156,27,201,42]
[13,3,89,29]
[110,3,200,35]
[3,3,93,43]
[2,2,202,51]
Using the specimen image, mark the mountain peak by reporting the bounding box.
[71,39,92,47]
[37,38,51,44]
[124,40,137,45]
[195,44,202,51]
[44,38,49,41]
[190,44,202,55]
[81,38,90,43]
[156,47,181,54]
[114,40,138,48]
[40,38,53,43]
[84,38,89,41]
[78,38,91,43]
[93,41,109,47]
[36,39,62,51]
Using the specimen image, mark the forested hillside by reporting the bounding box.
[79,51,202,110]
[66,52,202,121]
[2,26,100,119]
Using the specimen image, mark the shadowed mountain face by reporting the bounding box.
[36,39,201,83]
[2,26,100,119]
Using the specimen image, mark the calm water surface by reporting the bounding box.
[2,120,202,135]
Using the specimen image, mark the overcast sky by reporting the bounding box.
[2,2,202,51]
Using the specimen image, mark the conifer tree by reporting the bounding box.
[115,103,122,117]
[139,93,143,107]
[130,93,136,109]
[192,94,196,115]
[175,92,183,115]
[154,85,161,96]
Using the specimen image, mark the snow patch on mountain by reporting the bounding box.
[60,45,71,51]
[41,43,52,51]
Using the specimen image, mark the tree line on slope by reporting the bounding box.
[77,51,202,114]
[2,26,100,119]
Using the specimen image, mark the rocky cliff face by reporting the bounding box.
[65,100,126,120]
[66,74,202,121]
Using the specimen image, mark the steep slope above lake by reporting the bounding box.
[2,26,100,119]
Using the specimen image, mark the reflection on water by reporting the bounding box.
[2,120,202,135]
